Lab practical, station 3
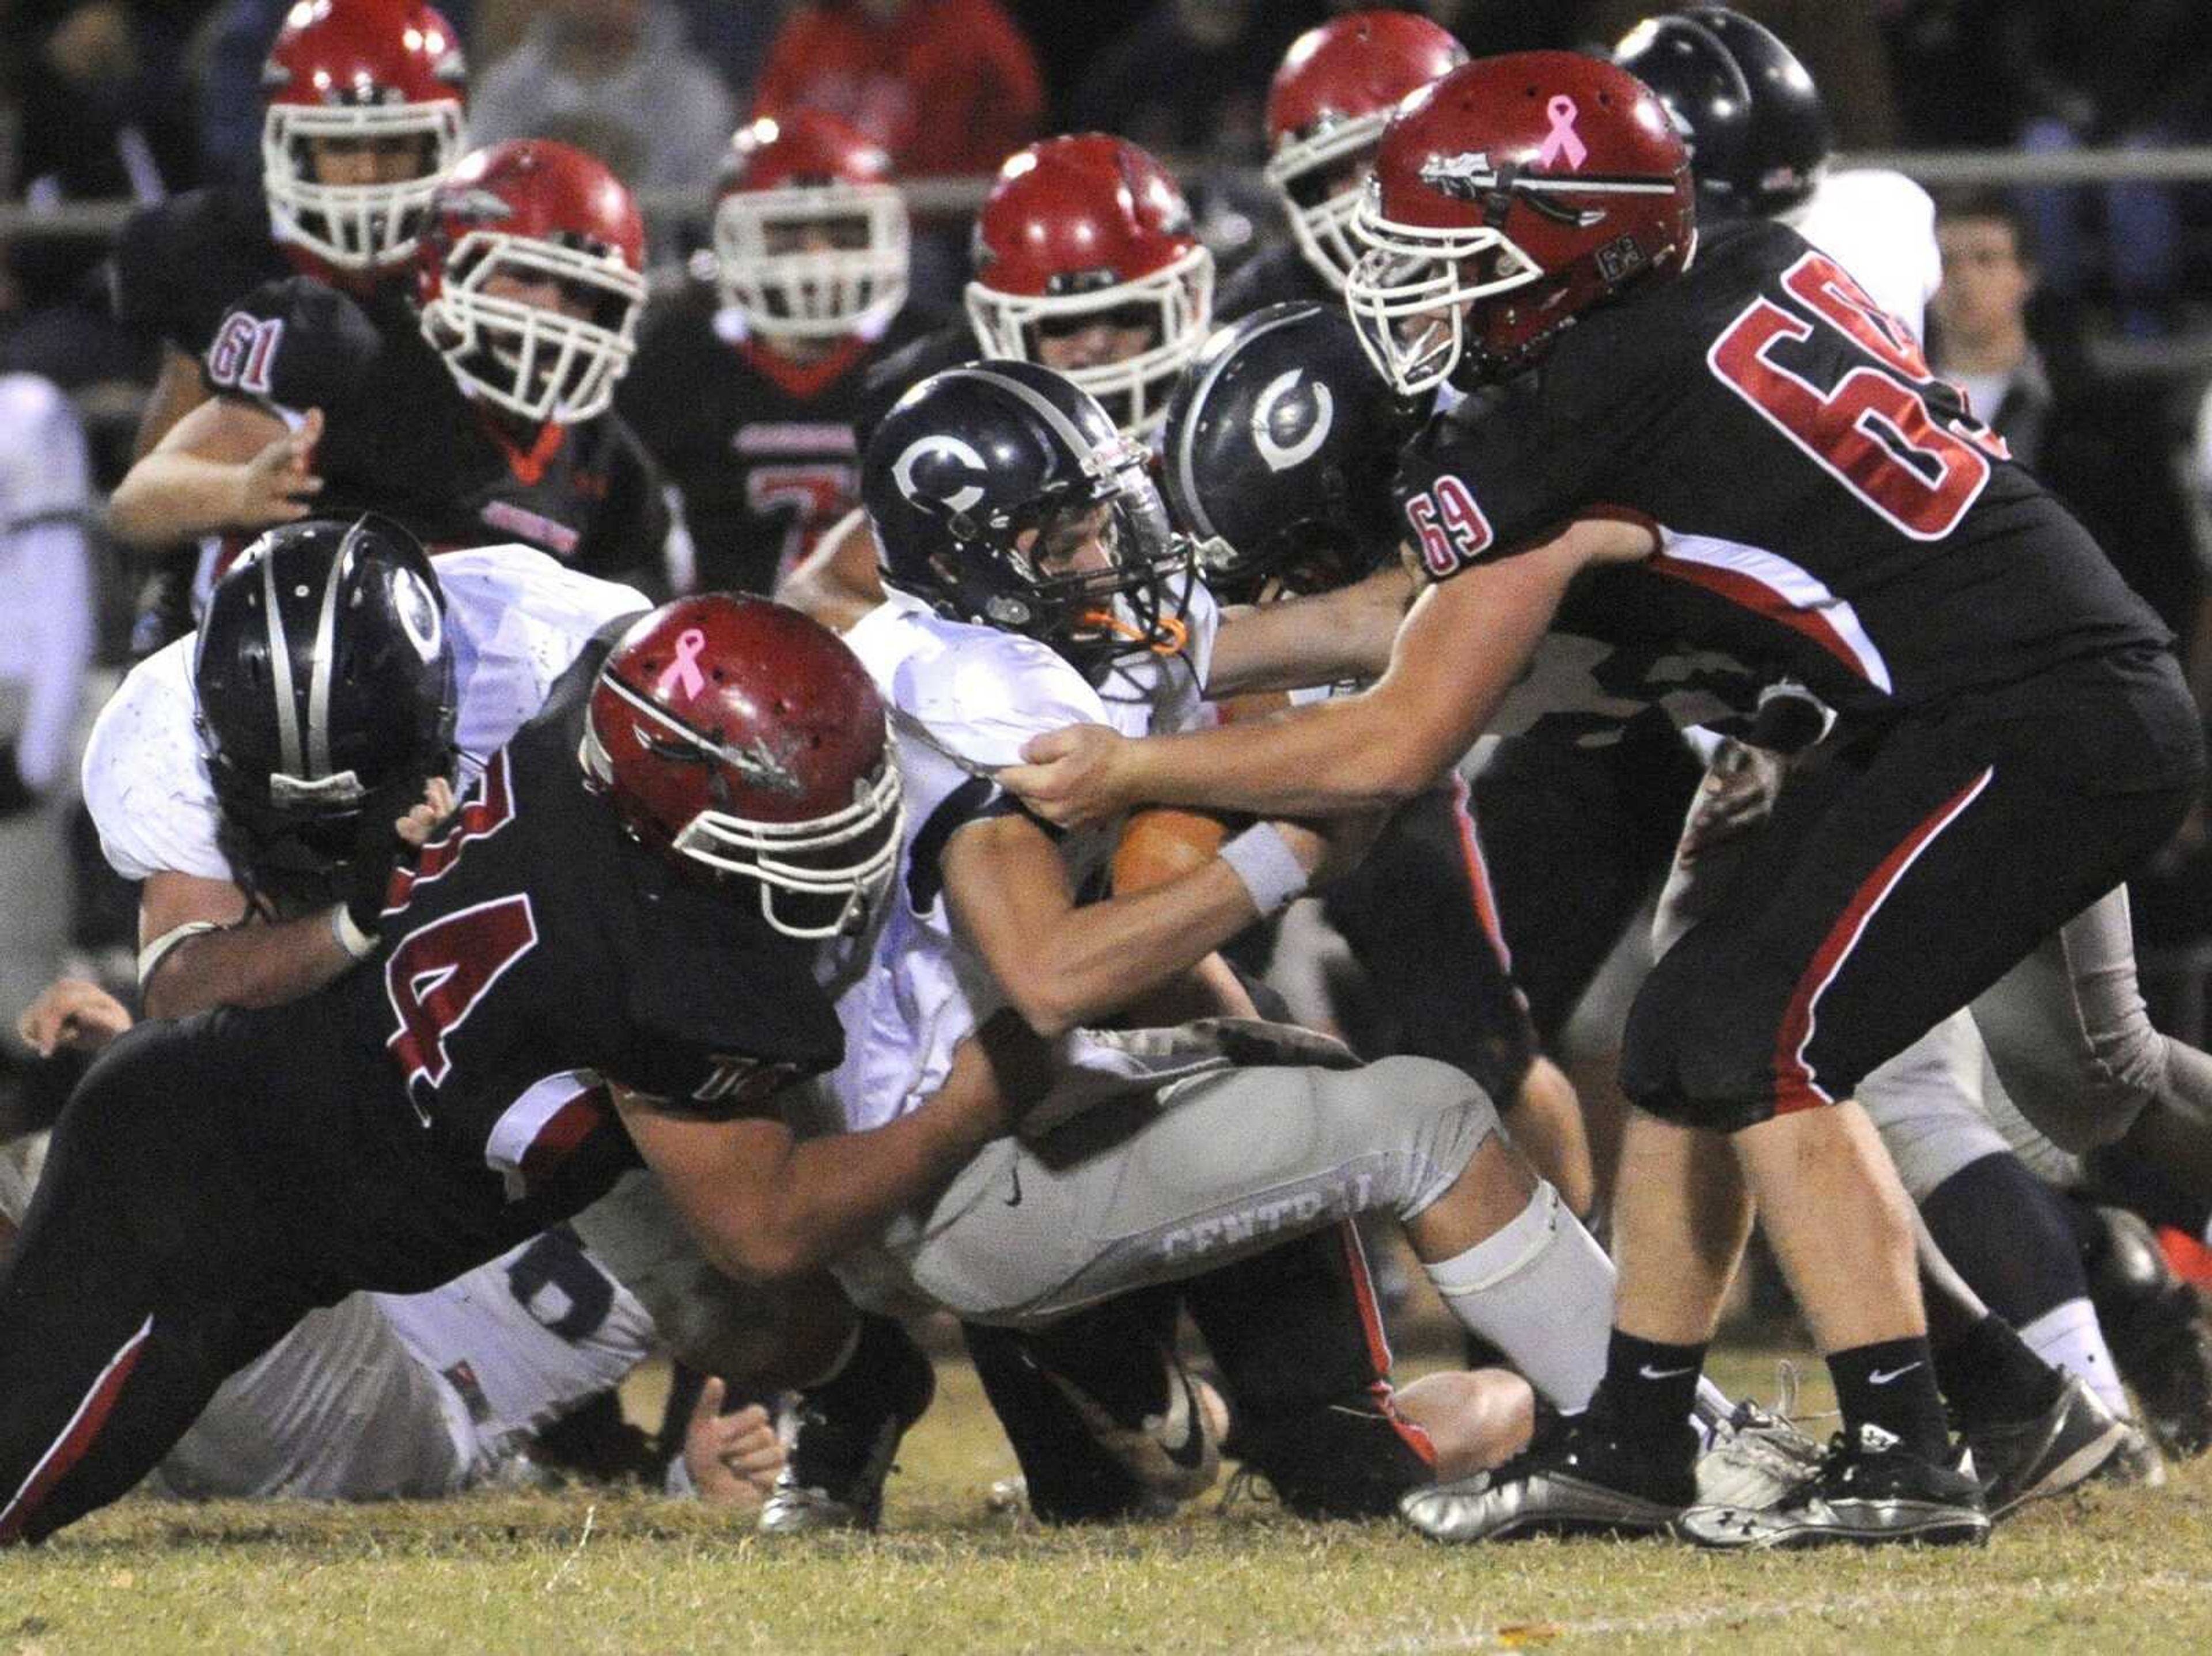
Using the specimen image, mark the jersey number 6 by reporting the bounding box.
[1709,251,2008,543]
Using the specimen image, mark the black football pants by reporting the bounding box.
[0,1009,537,1544]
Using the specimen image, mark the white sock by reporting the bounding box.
[1423,1180,1615,1412]
[2020,1298,2129,1418]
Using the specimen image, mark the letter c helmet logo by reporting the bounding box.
[1251,369,1334,474]
[892,435,988,516]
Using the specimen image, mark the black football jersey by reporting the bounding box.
[1393,219,2171,726]
[1217,241,1336,323]
[111,184,291,358]
[338,629,844,1218]
[619,286,942,595]
[202,276,670,586]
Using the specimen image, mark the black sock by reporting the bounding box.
[1589,1331,1706,1462]
[1931,1312,2063,1431]
[1830,1336,1950,1458]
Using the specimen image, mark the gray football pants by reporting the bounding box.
[863,1055,1498,1331]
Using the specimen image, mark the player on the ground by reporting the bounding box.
[0,1111,782,1508]
[619,109,941,598]
[0,584,1059,1547]
[1002,52,2202,1549]
[76,518,858,1450]
[1224,9,1469,320]
[108,139,669,592]
[109,0,468,646]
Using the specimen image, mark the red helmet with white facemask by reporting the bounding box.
[580,596,904,942]
[714,109,911,344]
[1344,52,1690,393]
[1345,52,1694,393]
[1263,10,1467,290]
[260,0,468,274]
[416,140,646,425]
[965,134,1214,440]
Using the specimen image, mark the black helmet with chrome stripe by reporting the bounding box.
[192,514,456,911]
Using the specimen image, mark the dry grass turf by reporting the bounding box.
[9,1339,2212,1654]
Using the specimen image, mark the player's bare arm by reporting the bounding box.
[774,507,885,634]
[941,810,1344,1039]
[138,775,454,1020]
[1005,520,1650,827]
[1202,562,1415,698]
[108,398,324,551]
[613,1014,1045,1284]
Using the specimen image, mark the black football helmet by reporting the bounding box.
[194,515,457,911]
[862,359,1192,670]
[1162,302,1425,603]
[1613,7,1830,219]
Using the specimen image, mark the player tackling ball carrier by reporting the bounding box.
[1002,52,2203,1549]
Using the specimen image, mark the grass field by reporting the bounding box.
[11,1337,2212,1655]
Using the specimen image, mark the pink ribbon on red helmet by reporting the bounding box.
[1538,96,1588,170]
[656,628,709,700]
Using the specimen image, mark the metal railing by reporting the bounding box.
[6,145,2212,242]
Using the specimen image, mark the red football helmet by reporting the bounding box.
[1345,52,1694,392]
[1264,11,1468,290]
[416,140,646,425]
[714,109,910,344]
[965,135,1214,439]
[581,596,904,941]
[260,0,468,274]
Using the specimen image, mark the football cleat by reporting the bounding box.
[757,1318,936,1535]
[2097,1419,2168,1490]
[2083,1203,2212,1459]
[1692,1382,1826,1513]
[1399,1409,1692,1543]
[1678,1423,1989,1551]
[1043,1347,1226,1510]
[1963,1371,2128,1519]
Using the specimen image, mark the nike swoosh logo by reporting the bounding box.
[1868,1362,1923,1385]
[1638,1363,1696,1381]
[1004,1161,1022,1207]
[1156,1360,1207,1471]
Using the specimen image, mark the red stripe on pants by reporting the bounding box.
[1772,767,1994,1114]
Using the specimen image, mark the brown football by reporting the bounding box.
[1112,807,1234,893]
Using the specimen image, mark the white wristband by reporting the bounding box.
[1219,823,1311,916]
[329,904,378,961]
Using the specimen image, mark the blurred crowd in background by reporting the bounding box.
[4,0,2212,1130]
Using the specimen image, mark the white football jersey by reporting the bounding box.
[824,586,1219,1132]
[0,375,93,791]
[1781,169,1941,344]
[374,1229,658,1475]
[154,1231,656,1500]
[82,543,647,884]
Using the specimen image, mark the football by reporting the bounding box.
[1111,807,1237,893]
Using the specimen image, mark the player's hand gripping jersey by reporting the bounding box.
[824,585,1218,1133]
[1393,219,2176,744]
[202,277,668,579]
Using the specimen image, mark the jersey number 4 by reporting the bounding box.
[1709,251,2008,542]
[387,895,541,1102]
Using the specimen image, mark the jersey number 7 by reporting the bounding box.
[1708,251,2008,543]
